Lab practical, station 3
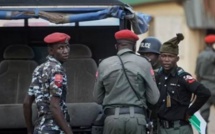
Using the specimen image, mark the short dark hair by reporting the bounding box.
[116,40,136,46]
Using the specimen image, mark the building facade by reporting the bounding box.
[123,0,206,76]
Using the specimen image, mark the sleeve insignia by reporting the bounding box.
[183,75,196,84]
[54,74,63,87]
[96,71,98,78]
[150,68,155,76]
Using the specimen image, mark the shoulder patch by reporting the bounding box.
[54,74,63,87]
[95,70,99,78]
[183,75,196,84]
[150,68,155,76]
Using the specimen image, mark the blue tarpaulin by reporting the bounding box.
[0,6,152,34]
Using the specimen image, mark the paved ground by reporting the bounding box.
[193,106,215,134]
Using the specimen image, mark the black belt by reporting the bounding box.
[160,119,189,129]
[104,107,145,116]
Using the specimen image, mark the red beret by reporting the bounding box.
[115,29,139,41]
[205,35,215,44]
[44,32,70,44]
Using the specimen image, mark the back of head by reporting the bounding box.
[114,29,139,50]
[160,33,184,55]
[138,37,161,54]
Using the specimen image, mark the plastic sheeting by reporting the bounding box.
[0,5,152,34]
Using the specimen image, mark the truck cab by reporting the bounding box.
[0,0,150,133]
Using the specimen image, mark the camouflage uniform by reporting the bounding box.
[28,55,70,134]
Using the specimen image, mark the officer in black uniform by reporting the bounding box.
[156,33,211,134]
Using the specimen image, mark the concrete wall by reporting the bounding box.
[134,2,205,76]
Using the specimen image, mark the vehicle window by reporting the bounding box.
[79,18,119,26]
[1,20,24,27]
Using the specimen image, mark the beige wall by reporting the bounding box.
[134,2,205,76]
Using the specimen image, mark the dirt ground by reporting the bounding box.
[193,106,215,134]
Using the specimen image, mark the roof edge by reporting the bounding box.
[121,0,175,6]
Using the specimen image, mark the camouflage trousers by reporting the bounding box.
[34,119,65,134]
[103,112,146,134]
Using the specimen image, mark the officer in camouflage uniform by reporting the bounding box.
[23,32,73,134]
[195,34,215,134]
[93,29,160,134]
[138,37,162,134]
[156,33,211,134]
[138,37,162,72]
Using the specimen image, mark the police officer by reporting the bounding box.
[93,29,160,134]
[156,33,211,134]
[23,32,73,134]
[138,37,162,134]
[138,37,162,71]
[195,34,215,134]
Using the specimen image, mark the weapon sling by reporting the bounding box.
[117,55,142,101]
[118,55,154,134]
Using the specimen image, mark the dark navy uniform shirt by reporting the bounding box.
[156,66,210,121]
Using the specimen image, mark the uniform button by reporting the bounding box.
[172,91,175,94]
[164,84,167,87]
[163,99,165,102]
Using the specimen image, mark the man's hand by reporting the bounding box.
[50,96,73,134]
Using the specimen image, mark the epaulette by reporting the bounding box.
[156,67,190,77]
[177,67,190,77]
[157,67,163,74]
